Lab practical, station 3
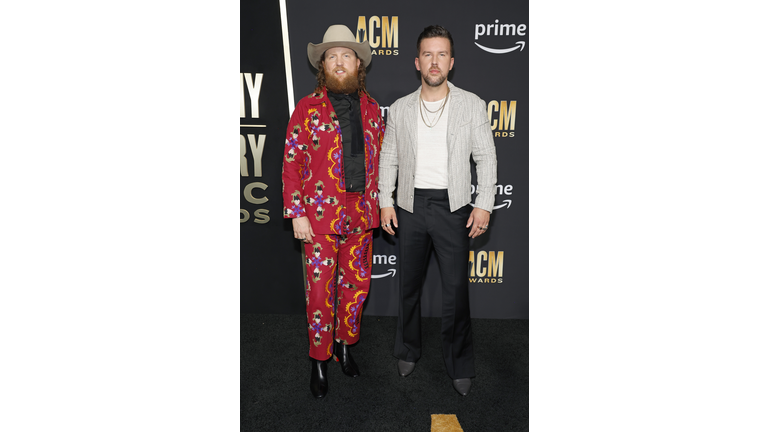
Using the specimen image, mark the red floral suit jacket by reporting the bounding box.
[282,88,384,235]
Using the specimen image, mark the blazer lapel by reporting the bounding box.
[405,87,420,154]
[445,82,463,155]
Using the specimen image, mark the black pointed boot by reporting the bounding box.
[310,358,328,398]
[333,341,360,377]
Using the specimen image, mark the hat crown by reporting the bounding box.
[322,25,357,44]
[307,24,371,69]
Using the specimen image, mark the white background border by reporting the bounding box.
[2,0,766,430]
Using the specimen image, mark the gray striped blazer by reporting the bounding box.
[378,81,498,213]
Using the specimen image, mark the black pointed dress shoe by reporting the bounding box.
[452,378,471,396]
[333,341,360,377]
[310,359,328,398]
[397,359,416,377]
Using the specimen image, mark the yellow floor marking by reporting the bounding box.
[431,414,464,432]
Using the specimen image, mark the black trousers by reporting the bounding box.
[394,188,476,379]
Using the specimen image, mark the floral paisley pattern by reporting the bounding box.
[285,88,382,361]
[282,88,383,235]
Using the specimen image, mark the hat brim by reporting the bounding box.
[307,40,372,69]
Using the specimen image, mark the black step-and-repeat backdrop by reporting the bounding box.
[241,0,528,319]
[240,0,305,314]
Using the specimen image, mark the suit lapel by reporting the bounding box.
[405,87,420,154]
[445,82,462,156]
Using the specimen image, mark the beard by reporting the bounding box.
[324,66,359,94]
[422,68,448,87]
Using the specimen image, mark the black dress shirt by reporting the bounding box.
[327,91,365,192]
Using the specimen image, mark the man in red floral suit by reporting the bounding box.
[282,25,384,399]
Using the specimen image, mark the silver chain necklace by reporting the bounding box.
[419,88,450,128]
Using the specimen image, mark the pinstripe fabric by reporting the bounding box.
[379,81,498,213]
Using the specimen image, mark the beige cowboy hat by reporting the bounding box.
[307,24,372,69]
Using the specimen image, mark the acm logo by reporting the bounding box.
[468,251,504,283]
[356,16,399,56]
[487,100,516,138]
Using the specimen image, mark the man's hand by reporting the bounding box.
[466,208,490,238]
[381,207,398,235]
[292,216,315,244]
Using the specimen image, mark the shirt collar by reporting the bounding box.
[327,90,357,102]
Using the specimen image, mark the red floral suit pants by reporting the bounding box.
[303,192,373,360]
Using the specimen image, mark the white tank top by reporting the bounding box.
[414,95,450,189]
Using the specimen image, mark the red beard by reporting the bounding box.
[325,67,359,94]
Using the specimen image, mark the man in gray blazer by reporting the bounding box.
[378,25,497,396]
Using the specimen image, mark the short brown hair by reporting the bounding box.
[417,25,454,57]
